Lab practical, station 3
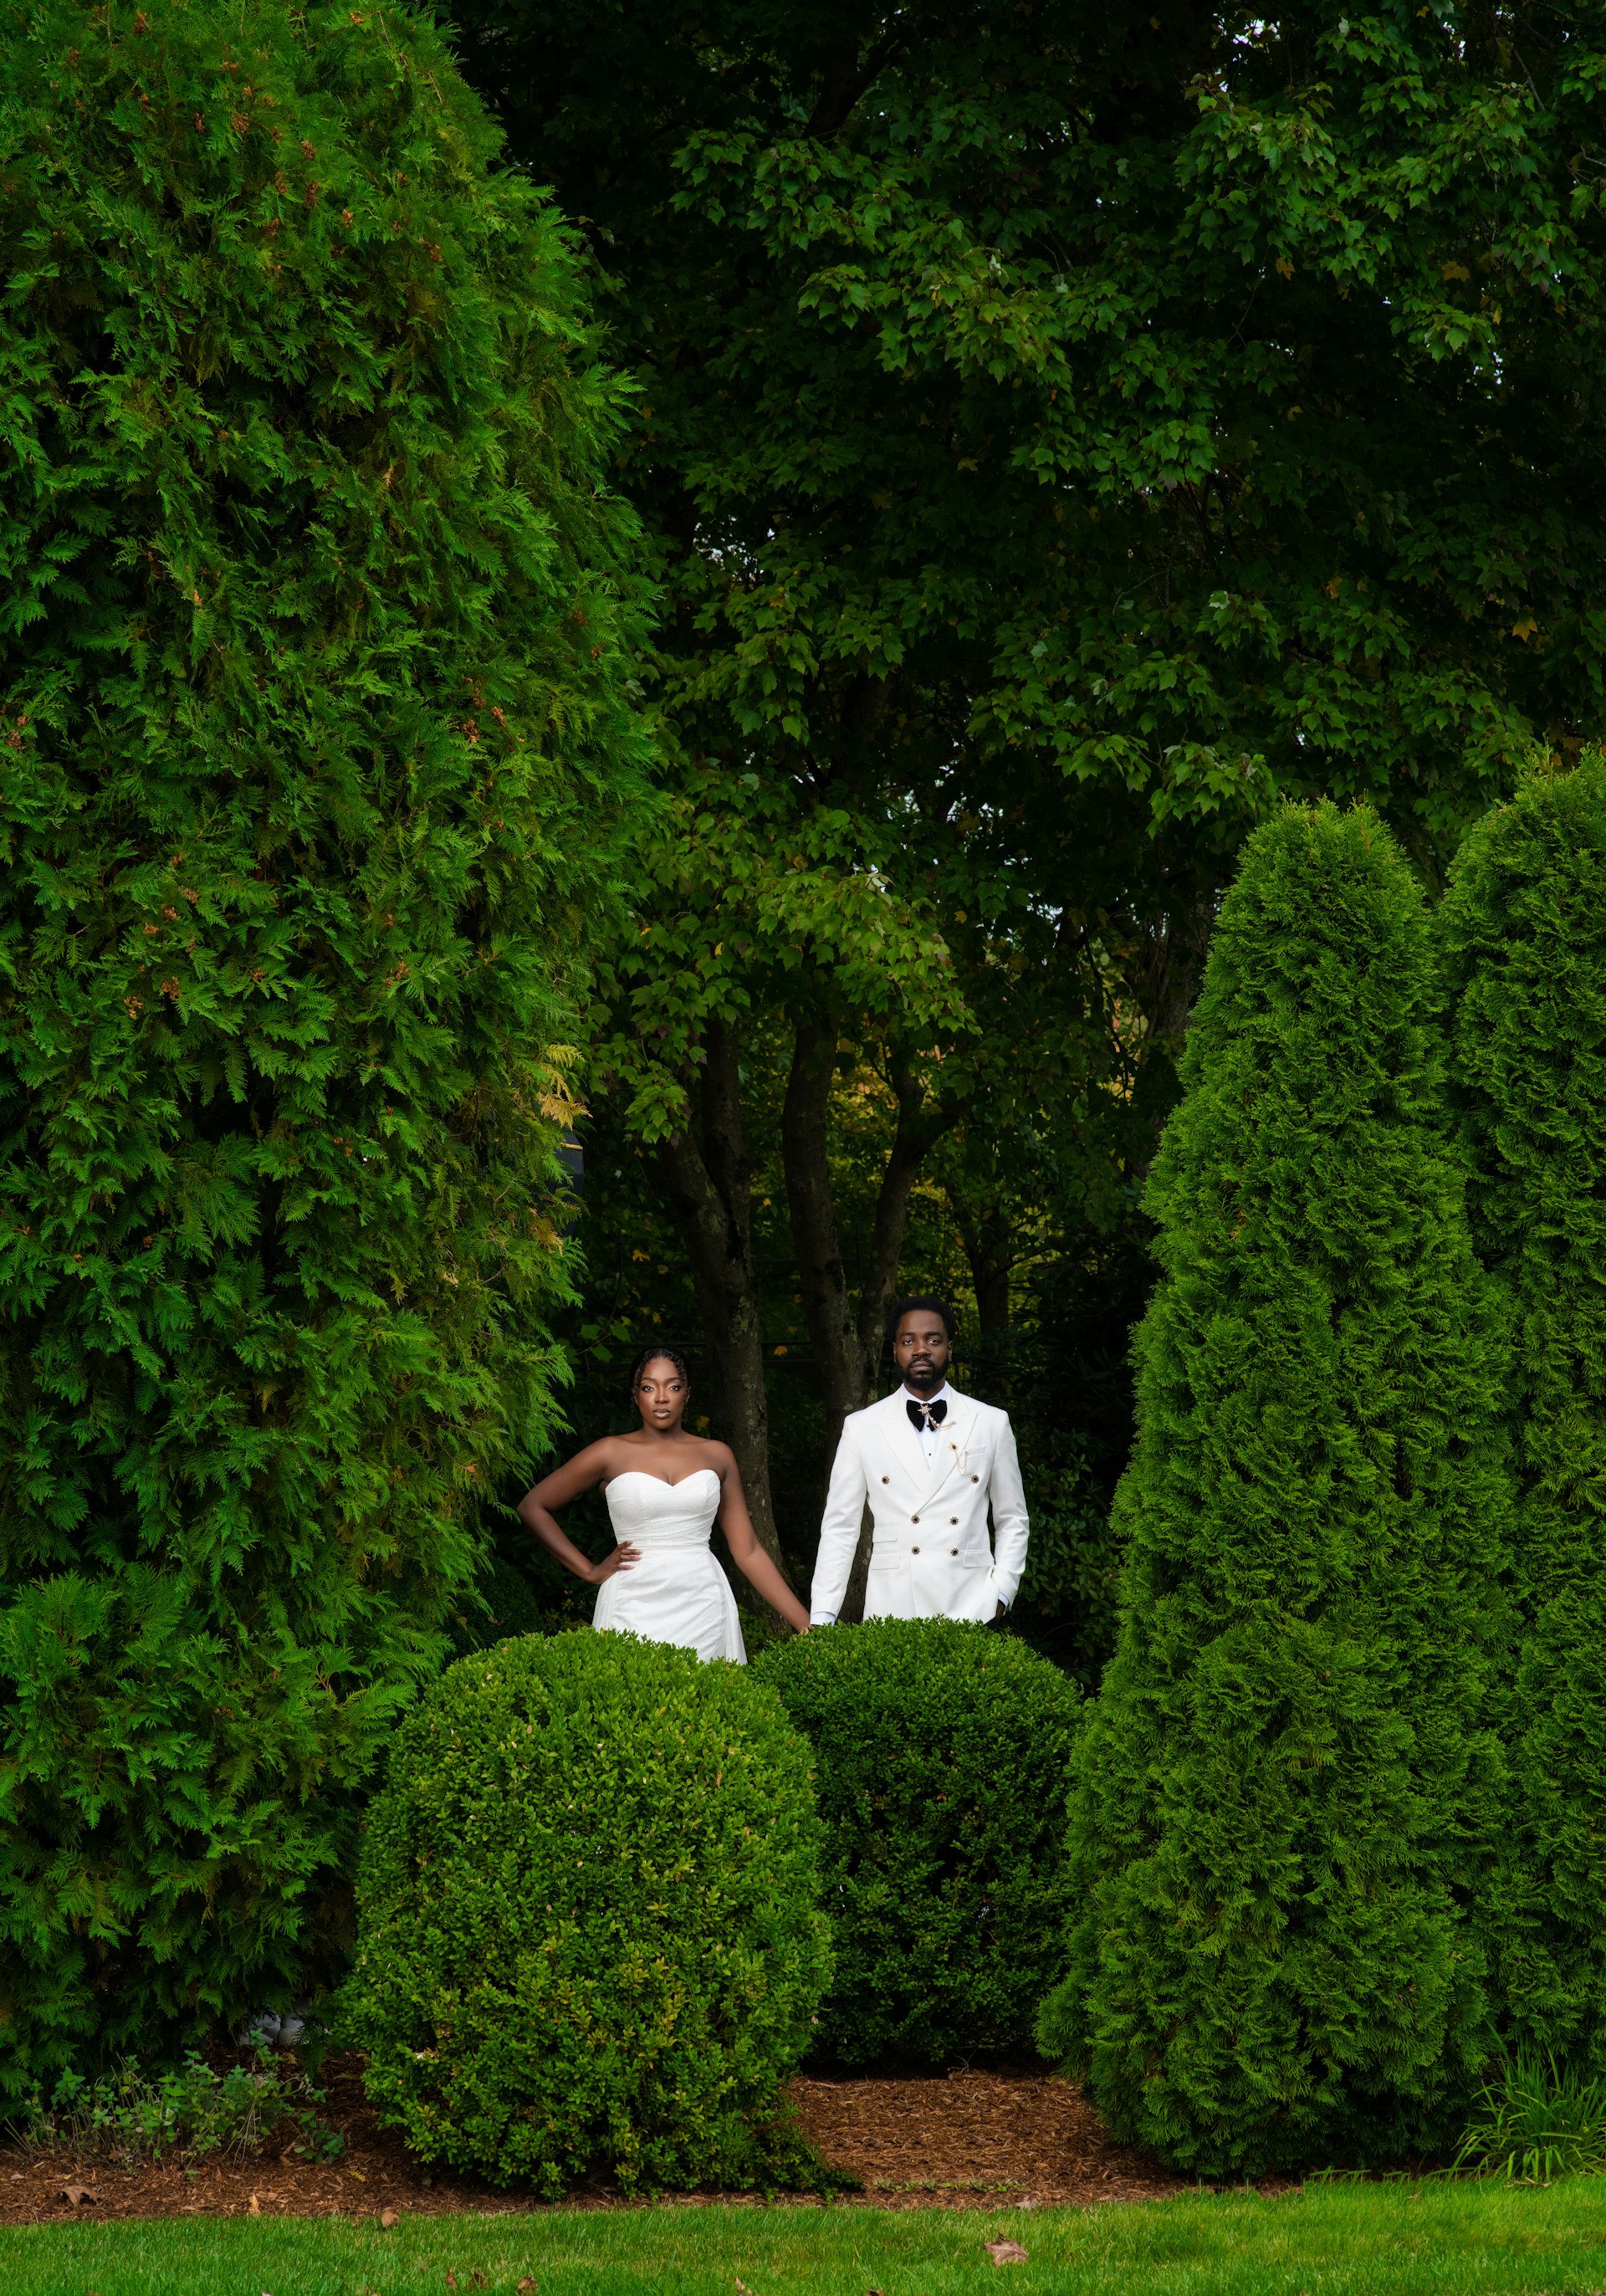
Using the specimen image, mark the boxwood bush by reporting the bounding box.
[342,1631,831,2196]
[753,1619,1080,2067]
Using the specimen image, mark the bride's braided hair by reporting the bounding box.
[627,1344,693,1404]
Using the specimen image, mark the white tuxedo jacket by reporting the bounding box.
[810,1385,1030,1625]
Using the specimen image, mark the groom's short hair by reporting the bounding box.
[886,1293,956,1346]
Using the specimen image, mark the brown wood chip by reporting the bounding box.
[1,2053,1189,2222]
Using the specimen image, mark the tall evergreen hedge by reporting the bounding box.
[0,0,649,2092]
[1040,804,1510,2176]
[1439,754,1606,2064]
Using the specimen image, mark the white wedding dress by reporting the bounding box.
[593,1467,746,1664]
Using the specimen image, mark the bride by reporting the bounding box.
[515,1347,811,1663]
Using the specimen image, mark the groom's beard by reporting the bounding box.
[903,1361,944,1395]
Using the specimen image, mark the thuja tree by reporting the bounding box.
[0,0,649,2090]
[1439,754,1606,2064]
[1040,805,1511,2176]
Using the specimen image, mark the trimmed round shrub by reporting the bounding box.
[0,0,649,2091]
[343,1632,832,2196]
[752,1618,1080,2067]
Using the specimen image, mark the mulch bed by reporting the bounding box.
[792,2069,1186,2209]
[0,2056,1185,2226]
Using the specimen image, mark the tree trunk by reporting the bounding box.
[654,1018,788,1577]
[855,1054,957,1376]
[781,1029,960,1618]
[782,1022,864,1434]
[951,1198,1014,1404]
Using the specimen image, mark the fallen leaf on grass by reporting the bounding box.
[517,2282,537,2294]
[380,2207,399,2228]
[59,2184,98,2207]
[985,2240,1028,2266]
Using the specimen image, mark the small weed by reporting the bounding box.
[9,2047,345,2167]
[1455,2047,1606,2183]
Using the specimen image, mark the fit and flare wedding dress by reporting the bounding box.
[593,1466,746,1664]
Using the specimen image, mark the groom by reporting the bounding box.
[809,1296,1030,1628]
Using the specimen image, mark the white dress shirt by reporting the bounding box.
[907,1381,956,1472]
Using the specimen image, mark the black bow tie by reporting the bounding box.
[907,1397,947,1430]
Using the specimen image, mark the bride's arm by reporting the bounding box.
[713,1452,811,1634]
[516,1444,639,1587]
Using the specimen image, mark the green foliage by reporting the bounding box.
[1044,804,1511,2176]
[753,1618,1080,2068]
[450,0,1606,1014]
[444,0,1593,1566]
[13,2046,342,2167]
[1454,2049,1606,2186]
[446,1555,557,1659]
[1438,754,1606,2063]
[343,1631,832,2196]
[0,0,650,2094]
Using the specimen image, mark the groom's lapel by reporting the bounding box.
[883,1389,928,1484]
[921,1392,974,1501]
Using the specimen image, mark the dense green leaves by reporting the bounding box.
[754,1618,1080,2066]
[458,0,1606,848]
[1440,754,1606,2065]
[1043,804,1511,2175]
[0,0,649,2089]
[445,0,1606,1546]
[345,1632,831,2194]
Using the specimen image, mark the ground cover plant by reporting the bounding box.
[1438,753,1606,2066]
[0,0,650,2098]
[1455,2046,1606,2185]
[754,1618,1080,2066]
[13,2048,341,2168]
[1043,803,1512,2176]
[342,1631,831,2196]
[9,2181,1606,2296]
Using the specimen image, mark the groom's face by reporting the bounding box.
[893,1310,951,1396]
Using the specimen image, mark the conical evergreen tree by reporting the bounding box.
[1439,753,1606,2063]
[0,0,649,2089]
[1040,804,1510,2175]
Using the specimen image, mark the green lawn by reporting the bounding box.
[8,2180,1606,2296]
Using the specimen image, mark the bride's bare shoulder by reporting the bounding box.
[581,1434,649,1475]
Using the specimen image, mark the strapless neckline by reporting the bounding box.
[604,1465,721,1495]
[593,1465,744,1664]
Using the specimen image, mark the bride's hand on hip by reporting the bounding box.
[588,1542,641,1585]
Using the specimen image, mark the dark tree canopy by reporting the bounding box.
[0,0,648,2089]
[454,0,1606,832]
[445,0,1606,1559]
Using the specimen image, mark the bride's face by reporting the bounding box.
[635,1359,688,1433]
